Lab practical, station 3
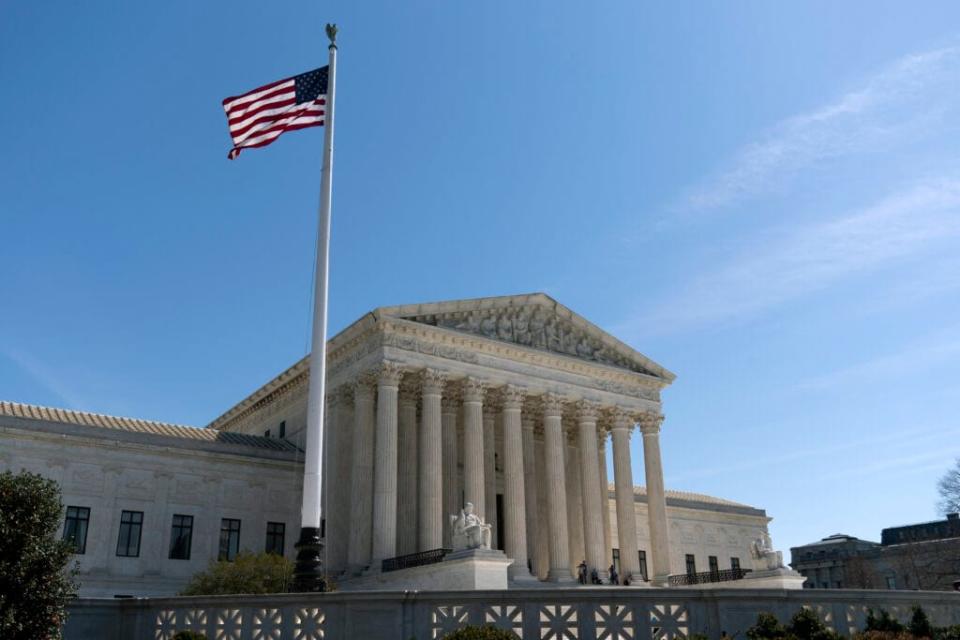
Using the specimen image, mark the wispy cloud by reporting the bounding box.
[632,178,960,333]
[1,348,88,409]
[683,45,960,212]
[797,328,960,391]
[665,425,951,486]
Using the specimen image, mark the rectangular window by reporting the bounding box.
[63,506,90,554]
[709,555,719,574]
[279,421,286,439]
[886,576,897,589]
[731,557,741,571]
[265,522,285,555]
[169,514,194,560]
[219,518,241,561]
[116,510,143,557]
[612,548,621,575]
[264,429,271,438]
[685,554,696,576]
[638,550,648,582]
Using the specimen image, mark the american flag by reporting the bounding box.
[222,66,328,159]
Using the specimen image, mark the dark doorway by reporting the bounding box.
[496,493,504,550]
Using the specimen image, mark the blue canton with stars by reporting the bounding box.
[294,66,329,104]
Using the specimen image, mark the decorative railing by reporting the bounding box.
[382,547,451,573]
[66,588,960,640]
[669,568,752,586]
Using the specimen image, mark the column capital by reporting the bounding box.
[353,372,377,399]
[541,392,567,417]
[574,399,601,422]
[638,412,664,435]
[462,376,486,403]
[375,360,405,387]
[611,408,637,431]
[502,384,525,410]
[421,368,447,395]
[441,389,460,413]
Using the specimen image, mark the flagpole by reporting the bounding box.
[294,23,338,593]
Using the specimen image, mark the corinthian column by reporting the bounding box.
[576,400,607,580]
[441,392,459,548]
[397,380,418,555]
[461,377,486,519]
[521,415,539,572]
[371,362,403,564]
[641,412,672,586]
[502,385,532,579]
[419,369,445,551]
[542,392,573,582]
[327,386,353,573]
[611,410,640,582]
[348,374,376,572]
[483,402,498,548]
[598,430,612,569]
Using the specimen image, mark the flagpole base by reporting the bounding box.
[293,526,326,592]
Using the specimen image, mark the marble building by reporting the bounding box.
[1,293,780,595]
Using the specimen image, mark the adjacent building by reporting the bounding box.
[790,514,960,591]
[2,294,779,596]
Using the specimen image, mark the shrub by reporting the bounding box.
[172,632,207,640]
[866,609,905,634]
[788,608,842,640]
[935,625,960,640]
[908,607,934,639]
[747,613,788,640]
[441,625,520,640]
[0,470,78,640]
[180,551,293,595]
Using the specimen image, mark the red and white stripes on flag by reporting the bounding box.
[222,66,328,159]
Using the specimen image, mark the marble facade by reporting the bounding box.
[1,293,783,596]
[213,293,679,585]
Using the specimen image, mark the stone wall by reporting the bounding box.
[64,588,960,640]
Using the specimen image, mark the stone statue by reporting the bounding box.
[750,531,784,570]
[450,502,492,551]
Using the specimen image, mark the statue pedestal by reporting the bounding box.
[339,548,512,592]
[689,568,806,591]
[739,568,806,590]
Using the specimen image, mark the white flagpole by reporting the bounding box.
[294,23,337,592]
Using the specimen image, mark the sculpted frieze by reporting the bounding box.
[405,306,651,375]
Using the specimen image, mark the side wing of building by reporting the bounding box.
[0,402,303,597]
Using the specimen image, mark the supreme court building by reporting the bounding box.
[1,294,777,595]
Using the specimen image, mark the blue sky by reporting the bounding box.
[2,1,959,555]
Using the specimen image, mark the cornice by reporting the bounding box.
[378,318,665,396]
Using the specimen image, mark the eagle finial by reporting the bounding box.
[325,23,338,46]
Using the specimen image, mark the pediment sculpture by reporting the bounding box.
[406,306,650,375]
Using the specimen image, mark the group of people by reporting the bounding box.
[576,561,632,586]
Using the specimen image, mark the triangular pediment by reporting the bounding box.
[376,293,674,381]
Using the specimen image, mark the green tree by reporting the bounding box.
[747,613,788,640]
[180,551,294,595]
[787,608,842,640]
[907,606,933,639]
[0,470,78,640]
[865,609,905,633]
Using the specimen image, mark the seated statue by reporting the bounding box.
[750,531,784,570]
[450,502,492,551]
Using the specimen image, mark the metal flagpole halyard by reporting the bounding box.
[293,23,338,592]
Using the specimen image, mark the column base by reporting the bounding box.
[650,573,670,587]
[292,527,326,592]
[546,568,577,583]
[508,563,538,582]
